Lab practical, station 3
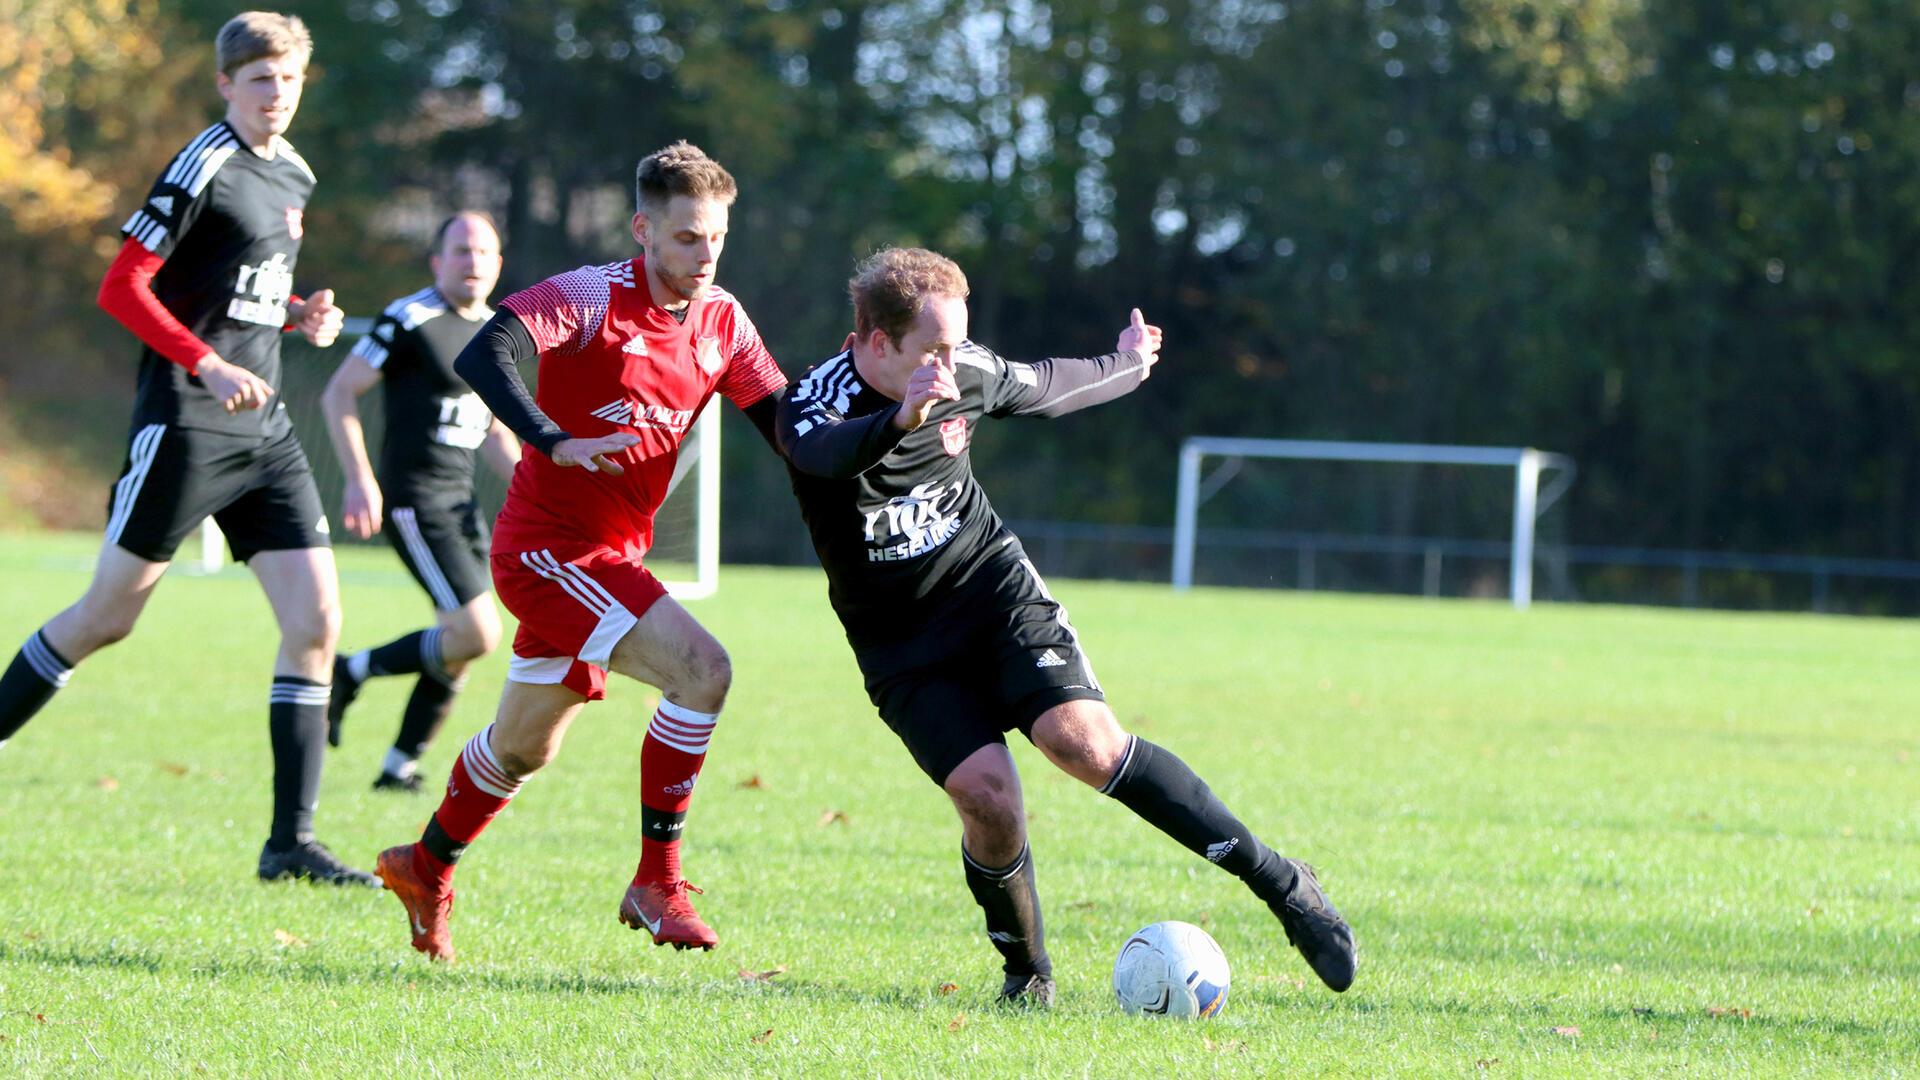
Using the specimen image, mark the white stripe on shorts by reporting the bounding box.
[517,550,637,668]
[391,507,460,611]
[1017,557,1100,692]
[105,424,166,547]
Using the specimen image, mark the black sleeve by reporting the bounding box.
[775,388,910,478]
[453,311,568,457]
[739,393,784,454]
[983,346,1152,419]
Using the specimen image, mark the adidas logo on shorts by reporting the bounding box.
[1034,649,1068,669]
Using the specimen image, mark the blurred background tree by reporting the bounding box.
[3,0,1916,602]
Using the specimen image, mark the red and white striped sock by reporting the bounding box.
[635,699,718,885]
[415,723,526,885]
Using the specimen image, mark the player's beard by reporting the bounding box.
[653,263,712,303]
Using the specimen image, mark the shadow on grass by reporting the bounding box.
[0,939,933,1011]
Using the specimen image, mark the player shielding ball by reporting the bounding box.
[778,248,1357,1004]
[0,12,373,885]
[320,212,520,792]
[373,142,788,962]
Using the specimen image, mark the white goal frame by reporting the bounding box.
[188,389,723,601]
[1171,437,1575,609]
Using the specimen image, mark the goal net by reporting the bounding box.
[1171,438,1575,608]
[184,326,721,599]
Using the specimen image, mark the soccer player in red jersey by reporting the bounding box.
[374,142,788,961]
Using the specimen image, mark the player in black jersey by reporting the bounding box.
[0,13,375,886]
[320,212,520,791]
[778,248,1357,1005]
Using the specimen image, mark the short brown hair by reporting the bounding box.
[216,12,312,76]
[849,248,971,345]
[634,141,738,217]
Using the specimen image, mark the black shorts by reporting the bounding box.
[104,423,329,563]
[383,500,491,612]
[855,548,1105,787]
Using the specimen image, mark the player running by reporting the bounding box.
[0,13,375,885]
[320,211,520,792]
[777,248,1357,1004]
[373,142,788,962]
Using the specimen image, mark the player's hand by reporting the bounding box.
[292,288,345,347]
[1116,307,1164,378]
[197,354,274,414]
[892,354,961,431]
[341,478,382,540]
[552,433,641,475]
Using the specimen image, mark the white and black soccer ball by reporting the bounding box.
[1111,920,1231,1018]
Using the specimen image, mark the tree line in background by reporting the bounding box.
[4,1,1918,594]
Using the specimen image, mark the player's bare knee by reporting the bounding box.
[1032,701,1128,784]
[675,641,731,712]
[85,608,141,650]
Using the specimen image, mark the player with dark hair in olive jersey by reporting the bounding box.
[777,247,1357,1005]
[0,12,375,886]
[320,212,520,792]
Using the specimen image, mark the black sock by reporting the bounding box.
[364,628,436,679]
[392,671,463,761]
[268,676,329,849]
[0,631,74,744]
[1101,736,1298,903]
[962,844,1051,978]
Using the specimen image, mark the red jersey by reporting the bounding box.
[493,256,785,557]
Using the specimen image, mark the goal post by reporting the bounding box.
[1171,438,1576,608]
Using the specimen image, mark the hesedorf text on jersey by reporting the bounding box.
[864,482,964,561]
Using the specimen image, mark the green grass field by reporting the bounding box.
[1,530,1915,1076]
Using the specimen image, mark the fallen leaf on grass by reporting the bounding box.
[750,1029,773,1044]
[817,809,849,826]
[96,776,119,791]
[1065,900,1098,911]
[737,966,787,982]
[34,1014,46,1023]
[1550,1026,1580,1038]
[1475,1060,1499,1070]
[937,982,958,995]
[273,928,307,948]
[1202,1037,1246,1053]
[21,931,40,941]
[1706,1006,1752,1020]
[738,775,766,789]
[157,761,190,776]
[947,1014,967,1032]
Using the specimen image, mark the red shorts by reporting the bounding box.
[491,544,668,700]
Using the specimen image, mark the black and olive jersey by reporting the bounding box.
[349,287,494,507]
[778,340,1149,647]
[119,121,316,438]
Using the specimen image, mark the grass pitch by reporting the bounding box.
[0,530,1915,1076]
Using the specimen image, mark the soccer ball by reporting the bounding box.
[1111,920,1231,1018]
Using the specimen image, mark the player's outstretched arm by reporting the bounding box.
[452,311,570,458]
[320,352,385,538]
[987,308,1164,420]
